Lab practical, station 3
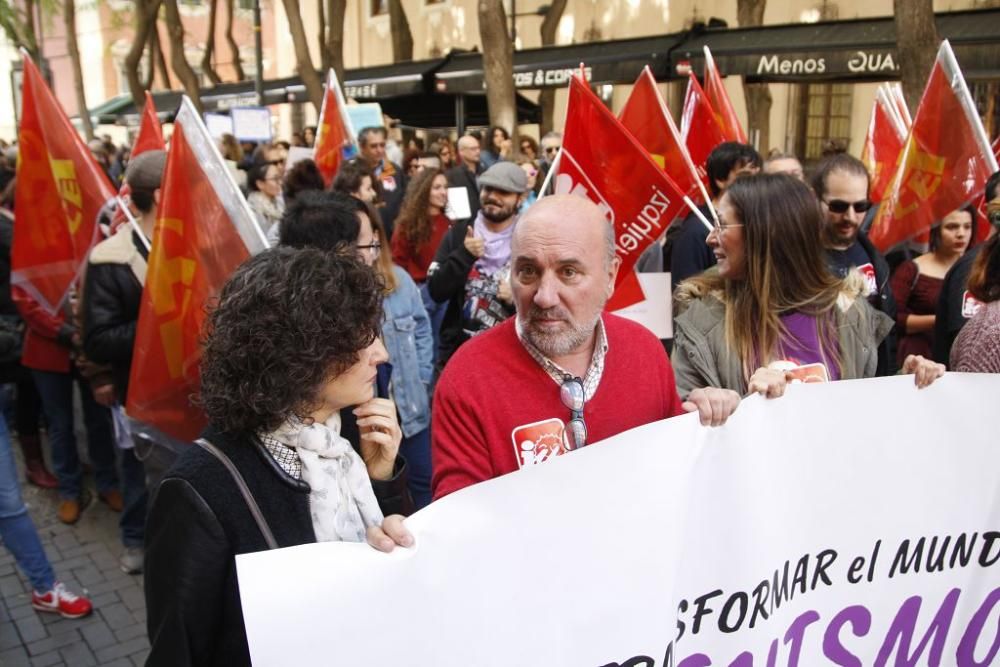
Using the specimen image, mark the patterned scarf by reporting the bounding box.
[268,414,384,542]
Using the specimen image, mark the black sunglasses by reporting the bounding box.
[560,376,587,451]
[824,198,872,215]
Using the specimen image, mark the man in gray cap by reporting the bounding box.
[81,148,167,575]
[428,161,528,370]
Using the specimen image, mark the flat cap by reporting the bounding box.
[477,161,528,194]
[125,150,167,192]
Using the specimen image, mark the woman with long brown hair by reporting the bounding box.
[391,168,452,363]
[672,174,943,397]
[950,195,1000,372]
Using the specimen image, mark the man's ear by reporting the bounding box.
[153,188,161,206]
[607,255,621,299]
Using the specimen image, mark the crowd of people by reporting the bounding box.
[0,113,997,665]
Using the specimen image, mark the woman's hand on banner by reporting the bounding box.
[900,355,946,389]
[682,387,741,427]
[367,515,414,553]
[747,367,792,399]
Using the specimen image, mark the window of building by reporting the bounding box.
[796,83,852,161]
[371,0,388,16]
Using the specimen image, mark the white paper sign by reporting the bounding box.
[203,113,233,140]
[446,186,472,220]
[284,146,315,173]
[612,272,673,339]
[230,107,272,142]
[237,374,1000,666]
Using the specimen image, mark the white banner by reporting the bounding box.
[237,374,1000,666]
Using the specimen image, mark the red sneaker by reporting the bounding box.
[31,582,93,619]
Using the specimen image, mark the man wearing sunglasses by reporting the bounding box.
[812,153,898,375]
[431,195,740,500]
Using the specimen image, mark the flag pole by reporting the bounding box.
[683,196,714,234]
[939,40,1000,173]
[116,197,152,252]
[536,147,562,199]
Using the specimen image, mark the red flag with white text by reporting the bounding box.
[314,70,357,187]
[558,75,690,311]
[869,41,999,252]
[620,67,705,205]
[702,47,747,144]
[681,73,728,193]
[126,98,269,442]
[11,54,116,314]
[861,86,907,204]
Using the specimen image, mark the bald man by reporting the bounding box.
[445,134,484,222]
[431,195,740,499]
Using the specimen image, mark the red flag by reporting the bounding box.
[869,41,999,253]
[111,91,166,232]
[558,75,690,311]
[133,91,166,156]
[702,47,747,144]
[126,98,268,442]
[314,69,357,187]
[681,73,728,192]
[861,87,907,204]
[11,54,115,314]
[620,67,706,205]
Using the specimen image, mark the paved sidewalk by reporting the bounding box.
[0,451,149,666]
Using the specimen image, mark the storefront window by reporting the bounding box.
[797,83,852,160]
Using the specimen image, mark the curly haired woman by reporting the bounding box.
[144,247,413,666]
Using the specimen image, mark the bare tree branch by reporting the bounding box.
[63,0,93,139]
[281,0,323,110]
[224,0,245,80]
[162,0,203,111]
[201,0,222,84]
[125,0,161,110]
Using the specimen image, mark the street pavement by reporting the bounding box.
[0,442,149,666]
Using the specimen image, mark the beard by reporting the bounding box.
[480,197,517,223]
[519,304,600,358]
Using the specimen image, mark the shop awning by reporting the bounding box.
[434,34,683,94]
[671,7,1000,83]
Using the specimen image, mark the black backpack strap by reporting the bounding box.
[195,438,279,550]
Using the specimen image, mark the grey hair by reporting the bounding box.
[541,131,562,142]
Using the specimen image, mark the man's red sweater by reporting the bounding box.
[431,314,685,500]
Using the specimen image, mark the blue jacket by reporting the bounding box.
[382,266,433,437]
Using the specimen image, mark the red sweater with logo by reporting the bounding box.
[431,314,685,500]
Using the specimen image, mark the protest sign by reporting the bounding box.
[230,107,272,142]
[237,373,999,666]
[345,103,384,135]
[204,113,233,140]
[612,272,673,339]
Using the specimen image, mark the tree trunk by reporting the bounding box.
[737,0,770,151]
[281,0,324,111]
[388,0,412,61]
[125,0,160,110]
[200,0,222,84]
[538,0,567,134]
[154,24,172,88]
[317,0,328,72]
[893,0,939,114]
[325,0,346,84]
[478,0,516,133]
[224,0,245,80]
[162,0,203,111]
[62,0,93,140]
[141,27,157,90]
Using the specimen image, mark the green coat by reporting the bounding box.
[671,285,894,398]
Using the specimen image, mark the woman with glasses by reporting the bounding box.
[430,139,455,170]
[246,161,285,237]
[519,135,539,163]
[282,192,435,509]
[889,206,975,367]
[672,174,944,398]
[517,159,540,211]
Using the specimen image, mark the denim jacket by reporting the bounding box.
[383,266,433,437]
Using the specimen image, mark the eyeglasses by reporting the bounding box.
[543,146,559,154]
[712,218,744,235]
[823,198,872,215]
[356,242,382,257]
[560,376,587,451]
